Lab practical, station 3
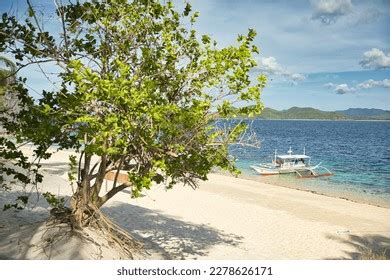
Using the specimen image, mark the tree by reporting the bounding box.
[0,56,17,112]
[0,56,16,87]
[0,55,35,192]
[0,0,266,253]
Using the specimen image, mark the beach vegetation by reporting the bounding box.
[0,0,265,255]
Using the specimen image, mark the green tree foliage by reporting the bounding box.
[0,56,37,191]
[0,0,266,225]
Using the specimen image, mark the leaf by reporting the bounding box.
[28,7,35,17]
[183,3,192,16]
[201,35,210,44]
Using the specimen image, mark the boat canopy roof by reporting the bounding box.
[277,155,310,160]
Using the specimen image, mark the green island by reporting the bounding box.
[255,107,390,120]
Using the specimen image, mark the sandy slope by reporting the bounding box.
[1,148,389,259]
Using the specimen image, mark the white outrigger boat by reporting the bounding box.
[250,147,332,178]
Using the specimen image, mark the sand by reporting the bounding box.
[0,148,389,259]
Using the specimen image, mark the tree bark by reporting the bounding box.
[81,153,92,201]
[91,154,107,201]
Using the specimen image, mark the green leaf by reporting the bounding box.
[183,3,192,16]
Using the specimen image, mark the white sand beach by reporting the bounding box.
[1,148,389,259]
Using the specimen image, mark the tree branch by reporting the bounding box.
[77,150,84,182]
[91,153,107,199]
[96,182,131,208]
[112,156,125,190]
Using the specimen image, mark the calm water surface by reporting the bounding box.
[228,120,390,207]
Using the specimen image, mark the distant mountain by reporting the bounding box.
[256,107,390,120]
[258,107,346,120]
[336,108,390,120]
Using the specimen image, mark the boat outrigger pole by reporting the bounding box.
[274,149,277,163]
[296,163,333,178]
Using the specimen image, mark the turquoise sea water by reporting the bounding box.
[228,120,390,208]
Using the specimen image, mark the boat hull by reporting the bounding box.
[250,165,298,175]
[250,165,333,178]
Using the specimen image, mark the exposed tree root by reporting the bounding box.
[39,221,76,259]
[80,204,144,258]
[45,205,144,259]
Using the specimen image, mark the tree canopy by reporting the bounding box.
[0,0,266,222]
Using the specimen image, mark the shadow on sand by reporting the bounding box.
[0,191,88,260]
[326,233,390,259]
[103,202,243,259]
[1,190,243,259]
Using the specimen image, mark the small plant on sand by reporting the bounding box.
[0,0,266,256]
[2,195,29,210]
[43,192,65,209]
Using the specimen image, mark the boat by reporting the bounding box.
[250,147,333,178]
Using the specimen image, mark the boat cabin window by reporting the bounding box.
[294,158,305,164]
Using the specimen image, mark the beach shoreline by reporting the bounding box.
[1,148,389,260]
[235,172,390,209]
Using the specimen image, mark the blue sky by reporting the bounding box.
[187,0,390,110]
[1,0,389,110]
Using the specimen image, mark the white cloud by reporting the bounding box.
[325,78,390,94]
[290,73,306,81]
[334,84,355,94]
[325,82,355,94]
[324,82,335,88]
[255,56,305,84]
[359,48,390,69]
[357,79,390,89]
[311,0,353,25]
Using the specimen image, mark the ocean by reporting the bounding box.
[228,120,390,208]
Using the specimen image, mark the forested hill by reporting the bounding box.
[256,107,390,120]
[336,108,390,119]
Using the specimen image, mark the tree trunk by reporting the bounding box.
[70,150,131,227]
[70,191,89,228]
[70,182,132,227]
[70,180,97,227]
[62,160,141,257]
